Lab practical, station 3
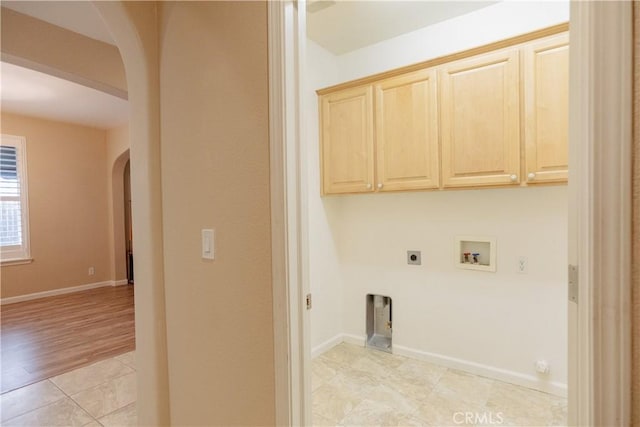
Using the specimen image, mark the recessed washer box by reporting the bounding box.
[455,236,496,272]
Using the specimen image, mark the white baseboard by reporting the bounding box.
[311,334,344,358]
[393,344,567,398]
[310,334,566,397]
[342,333,366,347]
[1,280,125,305]
[113,279,129,286]
[311,333,367,358]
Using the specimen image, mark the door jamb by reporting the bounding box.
[568,1,633,425]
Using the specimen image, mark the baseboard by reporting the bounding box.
[342,333,366,347]
[393,344,567,397]
[311,334,344,358]
[1,280,119,305]
[310,335,566,397]
[311,333,367,358]
[113,279,129,286]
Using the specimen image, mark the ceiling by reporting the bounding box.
[0,1,497,129]
[307,1,498,55]
[1,1,115,45]
[1,62,129,129]
[1,2,125,129]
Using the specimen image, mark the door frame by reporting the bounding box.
[268,1,634,426]
[268,1,310,425]
[568,1,633,425]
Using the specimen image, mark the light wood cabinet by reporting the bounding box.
[523,33,569,184]
[439,49,521,188]
[317,25,569,196]
[375,69,439,192]
[320,85,374,195]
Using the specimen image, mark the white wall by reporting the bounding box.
[335,1,570,82]
[305,39,345,354]
[305,0,570,394]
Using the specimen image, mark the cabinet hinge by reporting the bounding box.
[306,293,312,310]
[568,265,578,303]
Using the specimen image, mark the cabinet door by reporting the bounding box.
[523,33,569,184]
[320,86,374,195]
[375,69,439,192]
[440,49,520,188]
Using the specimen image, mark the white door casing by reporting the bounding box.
[568,1,633,426]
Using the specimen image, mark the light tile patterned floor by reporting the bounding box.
[0,352,137,427]
[1,344,566,426]
[312,343,567,427]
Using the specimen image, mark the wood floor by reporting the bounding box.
[0,285,135,394]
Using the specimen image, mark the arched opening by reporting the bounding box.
[93,3,169,425]
[110,148,130,285]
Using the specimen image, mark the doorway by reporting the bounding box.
[303,2,570,426]
[124,159,133,284]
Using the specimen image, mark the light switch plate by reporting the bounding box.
[202,229,215,260]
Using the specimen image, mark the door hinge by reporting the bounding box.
[306,293,312,310]
[568,264,578,303]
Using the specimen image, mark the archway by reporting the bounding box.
[110,148,129,286]
[93,3,169,425]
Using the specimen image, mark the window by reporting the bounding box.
[1,135,30,262]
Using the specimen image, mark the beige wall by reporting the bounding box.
[106,125,130,284]
[158,2,274,425]
[1,7,127,98]
[0,113,110,298]
[632,2,639,424]
[94,2,171,423]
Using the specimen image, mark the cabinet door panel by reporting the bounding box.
[320,86,374,195]
[524,34,569,184]
[375,69,439,191]
[440,49,520,187]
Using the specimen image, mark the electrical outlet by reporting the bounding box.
[517,256,528,274]
[407,250,421,265]
[88,267,95,276]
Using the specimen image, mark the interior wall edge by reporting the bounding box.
[631,0,640,424]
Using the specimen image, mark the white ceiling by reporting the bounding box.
[0,2,126,129]
[2,1,115,45]
[0,1,496,129]
[1,62,129,130]
[307,1,498,55]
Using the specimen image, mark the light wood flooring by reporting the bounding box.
[1,285,135,394]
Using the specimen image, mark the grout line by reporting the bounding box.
[0,379,69,423]
[1,379,99,426]
[96,401,137,423]
[48,376,101,426]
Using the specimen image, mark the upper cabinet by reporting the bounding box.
[523,33,569,184]
[439,49,521,188]
[317,25,569,196]
[375,69,439,192]
[320,85,374,195]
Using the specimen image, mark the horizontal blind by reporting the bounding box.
[0,145,22,246]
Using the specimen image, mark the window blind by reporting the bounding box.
[0,145,23,247]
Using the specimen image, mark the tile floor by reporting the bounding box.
[1,343,566,426]
[0,352,137,426]
[312,343,567,427]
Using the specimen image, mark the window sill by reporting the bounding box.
[1,258,33,266]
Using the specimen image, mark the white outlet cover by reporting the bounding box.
[517,256,528,274]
